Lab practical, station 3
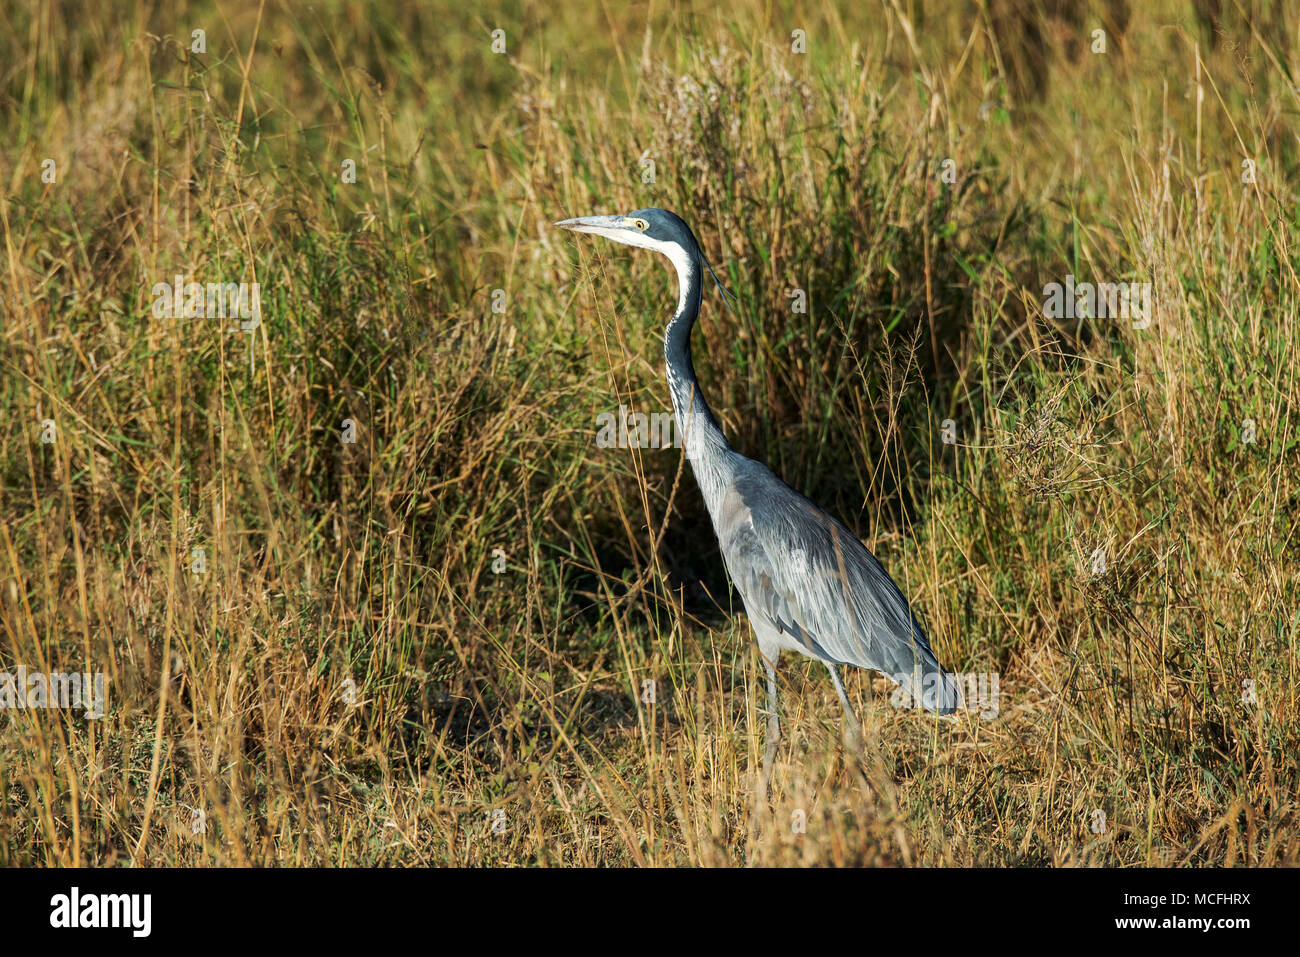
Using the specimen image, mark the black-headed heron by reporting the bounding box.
[557,209,962,776]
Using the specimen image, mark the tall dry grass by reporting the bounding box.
[0,0,1297,865]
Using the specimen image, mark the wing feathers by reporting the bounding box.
[716,464,962,714]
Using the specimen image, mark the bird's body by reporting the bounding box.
[558,208,961,767]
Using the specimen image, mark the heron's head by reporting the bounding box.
[554,208,701,262]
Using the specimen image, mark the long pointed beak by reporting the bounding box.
[554,215,626,235]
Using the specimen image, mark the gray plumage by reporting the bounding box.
[719,460,960,710]
[557,208,961,768]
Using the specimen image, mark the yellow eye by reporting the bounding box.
[633,218,648,231]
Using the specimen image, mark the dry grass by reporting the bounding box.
[1,0,1298,866]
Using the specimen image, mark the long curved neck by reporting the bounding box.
[662,246,733,505]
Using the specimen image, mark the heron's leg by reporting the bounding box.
[761,657,781,778]
[826,663,862,753]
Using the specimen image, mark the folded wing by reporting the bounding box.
[715,461,962,714]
